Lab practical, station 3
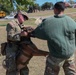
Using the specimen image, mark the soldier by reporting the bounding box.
[6,11,29,75]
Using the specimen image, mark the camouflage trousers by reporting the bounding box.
[44,54,76,75]
[6,66,29,75]
[5,43,29,75]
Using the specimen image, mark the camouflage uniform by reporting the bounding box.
[44,54,76,75]
[6,19,29,75]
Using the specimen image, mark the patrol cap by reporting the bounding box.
[14,11,29,20]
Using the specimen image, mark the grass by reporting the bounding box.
[0,8,76,75]
[24,18,36,26]
[0,18,36,26]
[28,8,76,17]
[0,8,76,27]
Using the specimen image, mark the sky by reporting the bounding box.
[35,0,76,6]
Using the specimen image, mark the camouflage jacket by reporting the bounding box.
[6,19,25,42]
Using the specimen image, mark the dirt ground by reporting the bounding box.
[0,26,49,75]
[0,26,65,75]
[0,26,76,75]
[0,9,76,75]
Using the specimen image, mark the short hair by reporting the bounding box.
[54,1,65,11]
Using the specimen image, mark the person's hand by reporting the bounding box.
[20,31,28,37]
[23,26,34,33]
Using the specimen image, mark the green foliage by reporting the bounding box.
[41,2,53,10]
[68,0,76,4]
[0,0,13,14]
[0,0,36,14]
[16,0,35,11]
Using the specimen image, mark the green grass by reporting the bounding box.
[65,8,76,13]
[0,8,76,75]
[28,8,76,17]
[0,21,8,26]
[24,18,36,26]
[0,18,36,26]
[0,8,76,26]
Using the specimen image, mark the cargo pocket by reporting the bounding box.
[6,53,16,71]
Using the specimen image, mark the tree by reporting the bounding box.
[16,0,36,10]
[41,2,53,10]
[0,0,36,14]
[0,0,13,14]
[33,3,40,12]
[68,0,75,4]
